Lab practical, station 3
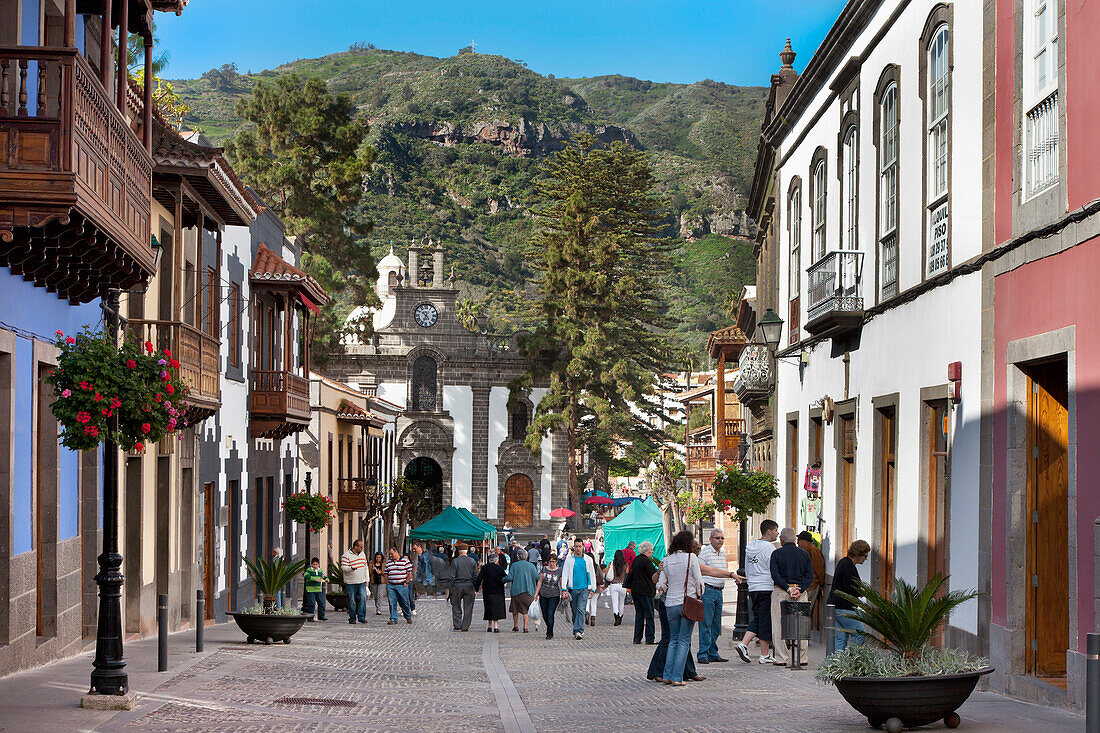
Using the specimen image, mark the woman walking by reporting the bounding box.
[624,541,658,644]
[605,550,629,626]
[828,539,871,651]
[656,530,704,686]
[535,554,563,639]
[475,553,508,632]
[369,552,386,616]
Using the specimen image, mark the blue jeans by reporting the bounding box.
[834,610,865,652]
[346,582,367,622]
[698,585,723,661]
[662,603,696,683]
[388,583,412,622]
[569,589,589,635]
[648,598,697,679]
[302,591,326,620]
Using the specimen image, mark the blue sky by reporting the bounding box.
[157,1,848,86]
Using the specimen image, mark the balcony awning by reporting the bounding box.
[335,399,385,433]
[298,292,319,315]
[249,243,329,306]
[707,325,748,359]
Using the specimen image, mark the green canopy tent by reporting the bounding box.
[410,506,498,542]
[602,499,666,562]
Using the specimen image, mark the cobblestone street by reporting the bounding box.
[0,598,1085,732]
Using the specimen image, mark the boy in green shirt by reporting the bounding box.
[303,557,327,621]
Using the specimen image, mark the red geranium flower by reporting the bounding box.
[141,423,151,434]
[169,359,180,369]
[166,384,175,395]
[164,349,172,358]
[133,443,143,453]
[110,397,122,409]
[93,393,103,402]
[126,359,137,369]
[84,425,99,437]
[79,381,91,390]
[100,408,111,416]
[65,336,75,345]
[76,411,92,424]
[155,394,162,403]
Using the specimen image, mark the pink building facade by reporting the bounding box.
[985,0,1100,710]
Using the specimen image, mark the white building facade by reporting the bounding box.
[757,0,986,654]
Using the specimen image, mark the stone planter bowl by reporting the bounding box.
[834,667,994,731]
[227,611,309,645]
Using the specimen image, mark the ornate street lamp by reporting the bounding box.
[757,307,784,350]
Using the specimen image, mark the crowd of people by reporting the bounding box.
[299,522,871,687]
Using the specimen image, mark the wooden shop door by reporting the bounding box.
[203,482,215,620]
[1025,360,1069,680]
[503,474,533,528]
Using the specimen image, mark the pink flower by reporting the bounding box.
[158,359,167,366]
[61,389,71,398]
[160,370,168,380]
[167,418,177,429]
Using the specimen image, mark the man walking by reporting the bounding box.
[560,537,597,640]
[450,542,479,631]
[340,539,369,624]
[735,520,779,663]
[769,528,814,665]
[384,547,414,625]
[623,541,636,568]
[698,529,730,664]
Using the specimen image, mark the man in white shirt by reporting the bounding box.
[735,519,780,663]
[698,528,730,664]
[560,538,597,640]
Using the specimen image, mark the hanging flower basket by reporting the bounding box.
[711,462,779,522]
[45,328,191,452]
[282,492,335,533]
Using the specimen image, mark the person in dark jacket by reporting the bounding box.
[624,541,658,644]
[769,528,814,665]
[475,553,509,632]
[827,539,871,651]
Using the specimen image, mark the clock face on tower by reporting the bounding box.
[414,303,439,328]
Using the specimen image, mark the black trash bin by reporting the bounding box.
[781,600,812,669]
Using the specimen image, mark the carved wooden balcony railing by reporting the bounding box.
[0,48,155,302]
[686,443,716,474]
[126,319,220,418]
[337,478,372,513]
[250,368,310,438]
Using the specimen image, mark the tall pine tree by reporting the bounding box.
[517,136,674,525]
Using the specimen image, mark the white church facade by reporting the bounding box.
[330,240,569,532]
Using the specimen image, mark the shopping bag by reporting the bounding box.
[528,601,541,622]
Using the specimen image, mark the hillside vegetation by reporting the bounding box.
[171,47,766,356]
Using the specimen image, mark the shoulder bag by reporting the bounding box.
[681,555,705,622]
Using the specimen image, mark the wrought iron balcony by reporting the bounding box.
[733,344,773,402]
[805,250,865,338]
[250,369,311,438]
[127,319,220,420]
[0,48,154,302]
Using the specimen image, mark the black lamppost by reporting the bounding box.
[732,307,784,640]
[90,289,126,696]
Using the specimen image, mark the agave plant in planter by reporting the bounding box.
[817,574,991,731]
[227,556,310,645]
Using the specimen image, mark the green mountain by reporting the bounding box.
[171,47,766,356]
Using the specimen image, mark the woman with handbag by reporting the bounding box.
[655,530,705,686]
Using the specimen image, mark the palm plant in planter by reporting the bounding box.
[817,574,991,731]
[228,556,310,645]
[325,562,348,612]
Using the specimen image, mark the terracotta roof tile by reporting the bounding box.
[249,243,329,306]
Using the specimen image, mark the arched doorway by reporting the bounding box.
[404,457,443,516]
[503,474,533,528]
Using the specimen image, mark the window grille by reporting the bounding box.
[411,356,437,412]
[1025,94,1058,198]
[881,233,898,299]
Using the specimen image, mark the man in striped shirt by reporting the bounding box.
[385,547,414,625]
[340,540,369,624]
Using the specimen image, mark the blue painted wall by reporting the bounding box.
[2,271,101,554]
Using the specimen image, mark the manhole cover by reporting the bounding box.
[273,697,356,707]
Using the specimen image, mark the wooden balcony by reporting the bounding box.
[250,368,310,439]
[337,478,375,513]
[127,319,220,420]
[686,443,716,476]
[0,47,155,302]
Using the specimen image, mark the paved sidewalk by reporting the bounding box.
[0,597,1085,732]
